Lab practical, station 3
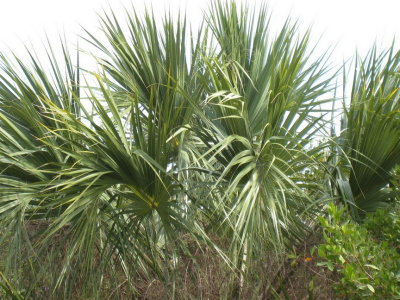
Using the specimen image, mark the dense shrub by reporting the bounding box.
[364,203,400,249]
[318,204,400,299]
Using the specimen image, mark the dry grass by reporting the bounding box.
[1,223,339,299]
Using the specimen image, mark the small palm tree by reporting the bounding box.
[331,46,400,219]
[192,3,333,291]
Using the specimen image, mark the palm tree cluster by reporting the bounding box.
[0,1,399,298]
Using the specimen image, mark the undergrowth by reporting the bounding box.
[318,203,400,299]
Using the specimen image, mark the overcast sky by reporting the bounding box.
[0,0,398,67]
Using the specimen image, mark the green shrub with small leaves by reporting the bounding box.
[318,204,400,299]
[364,203,400,249]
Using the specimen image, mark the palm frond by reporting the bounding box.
[339,44,400,215]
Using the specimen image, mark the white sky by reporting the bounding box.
[0,0,399,67]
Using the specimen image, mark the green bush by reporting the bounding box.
[364,203,400,249]
[318,204,400,299]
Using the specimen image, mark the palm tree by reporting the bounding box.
[331,45,400,219]
[191,2,333,293]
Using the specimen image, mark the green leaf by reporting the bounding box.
[366,284,375,293]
